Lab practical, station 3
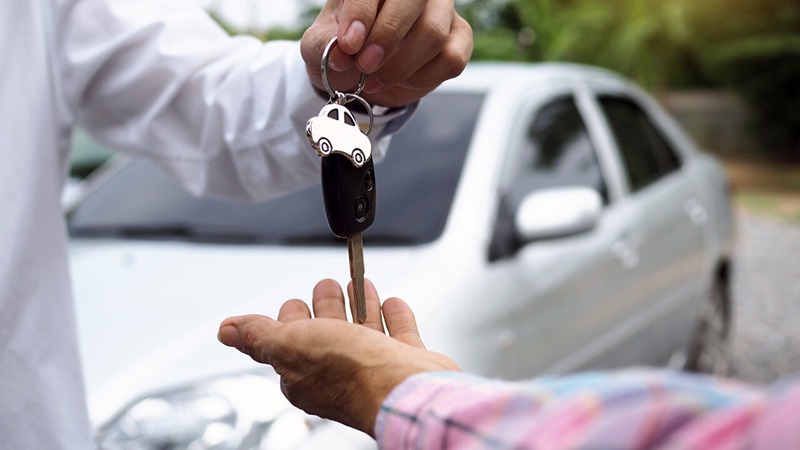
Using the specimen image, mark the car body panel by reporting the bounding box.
[72,239,422,424]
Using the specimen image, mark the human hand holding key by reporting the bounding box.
[306,37,375,323]
[300,0,473,108]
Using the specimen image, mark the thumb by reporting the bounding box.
[217,314,282,364]
[337,0,377,54]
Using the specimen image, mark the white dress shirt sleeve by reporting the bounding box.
[58,0,410,200]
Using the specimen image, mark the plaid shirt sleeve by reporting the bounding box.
[374,368,800,449]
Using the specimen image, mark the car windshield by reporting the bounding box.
[68,92,483,246]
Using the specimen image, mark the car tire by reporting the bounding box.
[685,274,733,376]
[319,138,332,155]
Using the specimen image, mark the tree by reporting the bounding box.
[687,0,800,155]
[210,0,800,155]
[460,0,800,155]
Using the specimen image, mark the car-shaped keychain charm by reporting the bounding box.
[306,103,372,167]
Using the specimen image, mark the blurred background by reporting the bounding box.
[72,0,800,384]
[203,0,800,384]
[183,0,800,221]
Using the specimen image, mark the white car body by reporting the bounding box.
[69,62,735,449]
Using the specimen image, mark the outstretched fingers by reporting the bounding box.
[382,297,426,348]
[278,299,312,323]
[312,278,349,320]
[348,278,386,332]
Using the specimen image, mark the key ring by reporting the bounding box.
[343,93,374,136]
[320,36,374,136]
[321,36,367,98]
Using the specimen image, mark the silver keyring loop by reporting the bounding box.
[344,93,374,136]
[321,36,367,98]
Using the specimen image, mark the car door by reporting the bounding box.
[481,86,646,378]
[590,92,709,362]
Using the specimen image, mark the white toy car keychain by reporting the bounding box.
[305,37,375,168]
[307,102,372,167]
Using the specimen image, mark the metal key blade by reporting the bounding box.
[347,233,367,323]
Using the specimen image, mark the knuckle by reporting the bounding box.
[348,0,375,18]
[419,12,450,51]
[376,14,406,47]
[439,45,469,79]
[446,24,473,75]
[424,23,450,53]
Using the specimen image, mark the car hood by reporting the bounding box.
[69,238,427,427]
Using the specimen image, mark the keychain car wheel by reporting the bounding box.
[352,149,365,166]
[318,138,332,155]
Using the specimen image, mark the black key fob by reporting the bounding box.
[321,153,376,238]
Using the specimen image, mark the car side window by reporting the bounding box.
[598,96,681,192]
[327,109,339,120]
[511,96,608,203]
[343,111,356,126]
[489,96,607,261]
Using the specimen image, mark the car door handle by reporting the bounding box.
[684,198,708,225]
[611,233,641,269]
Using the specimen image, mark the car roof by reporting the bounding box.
[438,61,630,93]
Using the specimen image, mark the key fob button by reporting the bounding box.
[354,195,370,222]
[363,170,374,191]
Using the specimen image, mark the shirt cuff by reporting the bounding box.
[374,372,467,449]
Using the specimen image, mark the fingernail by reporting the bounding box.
[217,325,241,348]
[329,55,344,72]
[343,21,366,52]
[358,44,384,74]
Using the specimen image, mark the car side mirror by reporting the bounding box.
[515,186,602,242]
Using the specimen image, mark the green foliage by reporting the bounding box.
[469,0,698,89]
[207,11,239,37]
[260,27,304,42]
[206,0,799,154]
[459,0,800,154]
[688,0,800,154]
[472,28,527,61]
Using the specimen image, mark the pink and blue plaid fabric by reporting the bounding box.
[375,368,800,449]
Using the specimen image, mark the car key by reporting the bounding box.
[320,152,375,323]
[306,36,375,323]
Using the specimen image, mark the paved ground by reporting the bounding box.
[727,209,800,385]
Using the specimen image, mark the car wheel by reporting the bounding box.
[318,138,332,155]
[685,275,732,376]
[352,149,365,166]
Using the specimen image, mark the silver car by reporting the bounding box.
[68,62,735,449]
